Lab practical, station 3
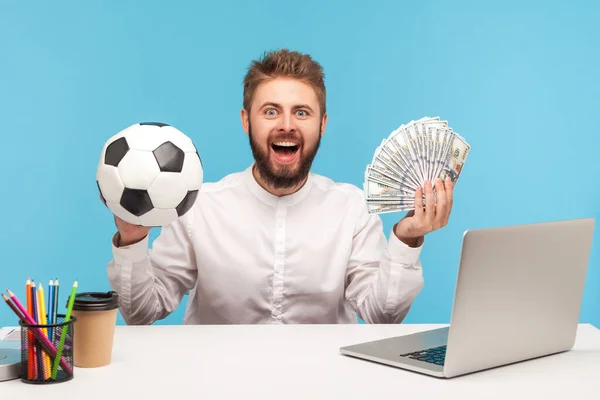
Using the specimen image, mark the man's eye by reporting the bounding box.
[296,110,308,117]
[266,109,277,116]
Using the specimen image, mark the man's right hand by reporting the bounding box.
[114,215,151,247]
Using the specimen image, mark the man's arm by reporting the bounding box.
[345,177,454,323]
[106,211,198,325]
[344,209,425,324]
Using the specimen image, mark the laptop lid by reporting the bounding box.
[442,218,595,378]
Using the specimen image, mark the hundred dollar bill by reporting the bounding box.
[380,136,409,169]
[365,166,402,188]
[429,126,444,182]
[438,132,471,184]
[370,154,405,184]
[380,137,421,189]
[365,166,417,195]
[431,127,455,182]
[413,120,430,181]
[415,118,449,181]
[371,144,419,191]
[416,123,429,181]
[387,127,423,187]
[376,139,408,173]
[400,124,427,185]
[405,120,428,184]
[367,202,414,214]
[364,179,415,200]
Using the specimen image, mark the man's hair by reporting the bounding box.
[243,49,326,117]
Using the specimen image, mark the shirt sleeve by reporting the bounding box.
[344,192,425,324]
[106,210,198,325]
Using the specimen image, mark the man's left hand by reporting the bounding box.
[393,177,454,247]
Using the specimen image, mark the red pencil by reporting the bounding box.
[5,289,73,376]
[26,279,34,380]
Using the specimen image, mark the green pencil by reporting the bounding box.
[51,280,77,379]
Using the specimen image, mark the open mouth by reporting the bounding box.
[271,141,300,163]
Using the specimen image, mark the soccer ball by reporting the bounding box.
[96,122,203,227]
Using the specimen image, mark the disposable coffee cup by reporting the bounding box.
[70,291,119,368]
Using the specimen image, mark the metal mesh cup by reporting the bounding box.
[19,314,76,384]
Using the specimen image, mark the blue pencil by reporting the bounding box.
[52,279,59,341]
[47,280,55,342]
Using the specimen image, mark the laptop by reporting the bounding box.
[339,218,595,378]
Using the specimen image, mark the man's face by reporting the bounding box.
[241,77,327,189]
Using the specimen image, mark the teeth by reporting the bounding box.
[273,141,298,147]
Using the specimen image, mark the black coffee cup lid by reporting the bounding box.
[71,291,119,311]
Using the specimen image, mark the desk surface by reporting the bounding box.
[2,323,599,398]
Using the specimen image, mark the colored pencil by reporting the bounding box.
[51,280,77,379]
[37,283,52,379]
[30,282,39,379]
[5,289,73,376]
[48,280,55,342]
[52,279,59,341]
[26,279,34,380]
[32,282,43,380]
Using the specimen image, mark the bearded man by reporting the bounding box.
[107,49,454,325]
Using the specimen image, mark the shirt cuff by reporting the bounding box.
[111,232,150,264]
[387,228,424,265]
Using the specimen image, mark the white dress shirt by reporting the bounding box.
[107,164,425,325]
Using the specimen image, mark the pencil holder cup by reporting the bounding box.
[19,314,76,384]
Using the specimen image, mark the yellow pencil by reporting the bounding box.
[37,283,52,379]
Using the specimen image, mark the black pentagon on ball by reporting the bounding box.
[176,190,199,217]
[140,122,170,127]
[153,141,185,172]
[104,137,129,167]
[120,188,154,216]
[97,180,106,205]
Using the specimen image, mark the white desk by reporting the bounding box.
[2,323,599,398]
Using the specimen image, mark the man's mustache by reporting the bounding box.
[269,132,303,143]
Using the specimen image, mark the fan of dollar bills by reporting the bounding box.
[364,116,471,214]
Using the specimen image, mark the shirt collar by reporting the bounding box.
[244,163,313,207]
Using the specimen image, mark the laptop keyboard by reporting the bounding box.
[400,345,446,366]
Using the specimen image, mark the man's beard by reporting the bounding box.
[248,121,321,190]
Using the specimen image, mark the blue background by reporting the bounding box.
[0,0,598,328]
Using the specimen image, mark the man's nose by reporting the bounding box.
[277,112,297,132]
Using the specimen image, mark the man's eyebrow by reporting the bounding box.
[259,102,281,109]
[258,102,315,113]
[294,104,314,112]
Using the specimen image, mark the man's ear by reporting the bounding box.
[320,113,328,138]
[241,108,250,135]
